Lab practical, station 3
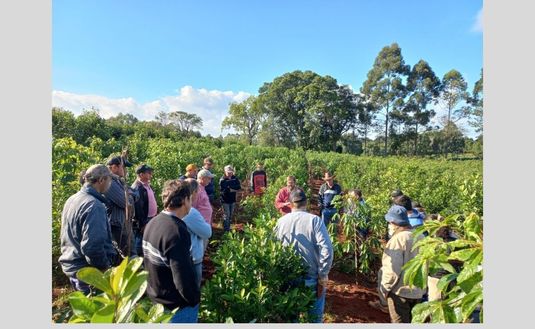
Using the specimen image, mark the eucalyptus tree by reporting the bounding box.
[440,69,469,123]
[405,60,442,154]
[465,69,483,134]
[361,43,410,155]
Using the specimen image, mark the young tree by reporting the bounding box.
[361,43,410,155]
[405,60,441,154]
[221,96,264,145]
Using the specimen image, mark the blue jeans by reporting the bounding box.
[194,262,202,288]
[222,202,235,231]
[321,208,338,227]
[304,277,326,323]
[170,303,199,323]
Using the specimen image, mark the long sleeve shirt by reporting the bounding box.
[318,182,342,209]
[380,227,425,299]
[274,210,333,280]
[192,184,213,224]
[182,207,212,264]
[142,211,200,310]
[219,175,241,204]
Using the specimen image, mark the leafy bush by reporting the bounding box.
[200,213,316,323]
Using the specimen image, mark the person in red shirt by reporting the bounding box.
[274,175,299,215]
[250,162,267,196]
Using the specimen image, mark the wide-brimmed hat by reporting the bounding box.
[322,172,336,180]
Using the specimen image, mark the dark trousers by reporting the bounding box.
[387,293,421,323]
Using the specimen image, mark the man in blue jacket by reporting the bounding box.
[59,164,117,295]
[318,172,342,229]
[219,165,241,232]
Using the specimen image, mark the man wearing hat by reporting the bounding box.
[274,188,333,323]
[59,164,117,295]
[219,165,241,232]
[318,172,342,229]
[378,204,425,323]
[180,164,198,180]
[194,169,214,225]
[131,164,158,256]
[104,155,137,261]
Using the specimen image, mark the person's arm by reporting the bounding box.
[183,210,212,239]
[229,177,241,192]
[274,189,287,210]
[80,204,115,270]
[169,231,201,306]
[314,216,334,281]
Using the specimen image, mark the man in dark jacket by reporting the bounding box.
[131,164,158,256]
[104,155,137,261]
[59,164,117,295]
[318,172,342,228]
[143,179,200,323]
[219,165,241,232]
[202,157,216,203]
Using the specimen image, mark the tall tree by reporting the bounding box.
[440,69,469,123]
[221,96,264,145]
[405,59,441,154]
[155,111,169,125]
[168,111,203,133]
[257,70,359,151]
[52,107,76,139]
[361,43,410,155]
[464,69,483,134]
[354,97,377,154]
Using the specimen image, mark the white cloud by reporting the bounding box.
[471,8,483,33]
[52,86,251,137]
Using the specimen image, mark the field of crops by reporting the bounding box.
[52,135,483,323]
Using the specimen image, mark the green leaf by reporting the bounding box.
[111,256,129,294]
[76,267,113,296]
[91,303,116,323]
[122,272,148,298]
[411,301,435,323]
[460,286,483,321]
[122,256,144,284]
[457,264,482,293]
[436,273,458,292]
[448,248,480,262]
[68,291,97,320]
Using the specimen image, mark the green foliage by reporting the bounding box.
[402,213,483,323]
[68,257,172,323]
[200,214,316,323]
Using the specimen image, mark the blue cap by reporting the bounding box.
[384,205,410,227]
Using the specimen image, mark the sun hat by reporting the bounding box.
[384,205,410,227]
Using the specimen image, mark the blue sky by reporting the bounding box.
[52,0,483,137]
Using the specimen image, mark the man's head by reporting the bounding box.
[393,195,413,212]
[84,164,113,193]
[286,175,296,190]
[384,204,410,227]
[161,179,192,215]
[136,164,153,183]
[185,164,198,178]
[184,178,199,202]
[203,157,214,170]
[197,169,215,186]
[289,188,307,210]
[323,172,335,186]
[224,165,235,177]
[390,189,404,202]
[256,162,264,170]
[107,156,132,177]
[349,188,363,200]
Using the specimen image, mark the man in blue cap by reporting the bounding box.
[378,204,425,323]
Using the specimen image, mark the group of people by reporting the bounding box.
[58,155,446,323]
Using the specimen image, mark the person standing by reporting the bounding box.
[219,165,241,232]
[379,205,425,323]
[183,179,212,288]
[201,157,216,203]
[58,164,116,295]
[195,169,214,225]
[131,164,158,257]
[274,175,298,215]
[142,179,200,323]
[274,188,333,323]
[104,155,137,261]
[249,162,267,196]
[179,164,198,180]
[318,172,342,227]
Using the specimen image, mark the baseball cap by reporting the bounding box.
[136,164,153,174]
[384,205,410,226]
[107,156,133,167]
[197,169,214,178]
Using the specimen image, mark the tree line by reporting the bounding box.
[222,43,482,158]
[52,43,482,158]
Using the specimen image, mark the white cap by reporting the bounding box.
[197,169,214,179]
